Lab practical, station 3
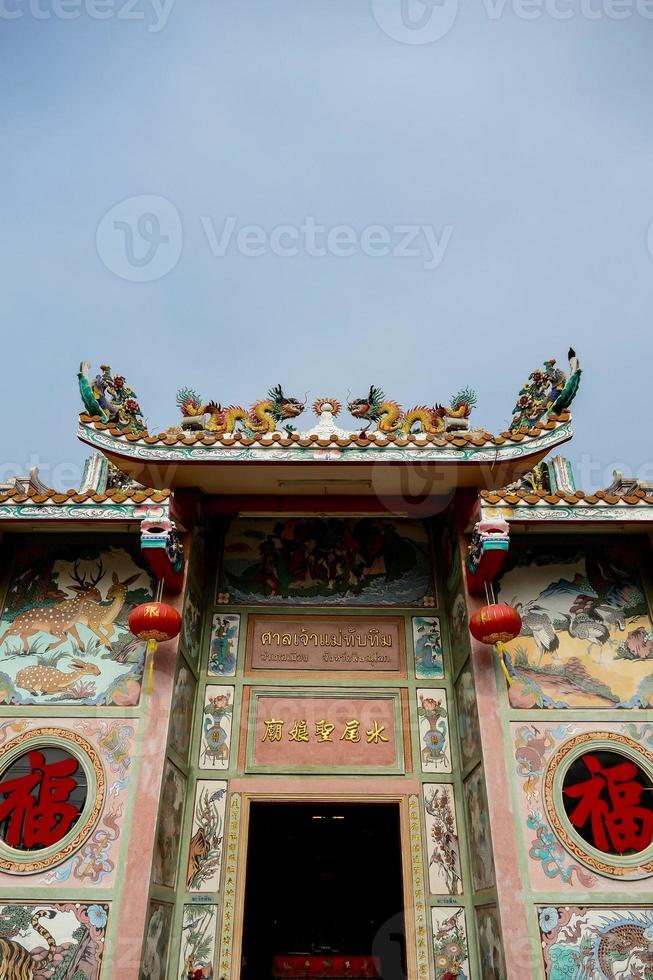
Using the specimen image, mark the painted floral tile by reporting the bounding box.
[199,685,234,769]
[0,901,108,977]
[423,783,463,895]
[0,717,135,889]
[538,905,653,979]
[412,616,444,678]
[153,760,186,888]
[186,779,228,892]
[497,544,653,708]
[177,903,218,979]
[431,906,469,980]
[463,763,495,890]
[0,543,154,706]
[169,658,196,760]
[208,613,240,676]
[141,901,173,980]
[476,906,506,980]
[454,660,481,771]
[417,688,451,773]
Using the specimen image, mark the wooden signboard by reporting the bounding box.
[245,615,406,676]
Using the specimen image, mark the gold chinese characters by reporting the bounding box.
[262,718,389,744]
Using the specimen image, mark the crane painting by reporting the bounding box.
[497,546,653,709]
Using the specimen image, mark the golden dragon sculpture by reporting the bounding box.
[347,385,477,434]
[176,385,305,434]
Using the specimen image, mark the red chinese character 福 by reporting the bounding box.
[563,753,653,854]
[0,750,79,849]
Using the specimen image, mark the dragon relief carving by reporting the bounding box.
[347,385,477,435]
[175,384,305,435]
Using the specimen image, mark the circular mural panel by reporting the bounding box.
[0,728,105,874]
[544,732,653,879]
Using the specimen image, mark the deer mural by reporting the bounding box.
[0,560,140,655]
[15,658,101,696]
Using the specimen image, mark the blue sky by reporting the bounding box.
[2,0,653,491]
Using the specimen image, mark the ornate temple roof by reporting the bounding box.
[76,353,582,494]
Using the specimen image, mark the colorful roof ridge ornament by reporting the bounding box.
[175,384,305,435]
[510,349,581,432]
[347,385,478,436]
[77,362,145,435]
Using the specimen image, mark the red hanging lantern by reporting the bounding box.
[469,603,522,646]
[128,602,181,692]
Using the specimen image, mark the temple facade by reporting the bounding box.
[1,354,652,980]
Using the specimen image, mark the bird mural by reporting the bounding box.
[513,601,560,664]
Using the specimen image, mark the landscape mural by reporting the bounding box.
[463,763,495,891]
[153,761,186,889]
[497,544,653,708]
[219,517,432,606]
[412,616,444,678]
[169,660,196,760]
[0,901,108,978]
[208,614,240,676]
[0,543,154,706]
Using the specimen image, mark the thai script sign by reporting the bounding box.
[246,616,404,672]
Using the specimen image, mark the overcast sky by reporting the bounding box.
[2,0,652,491]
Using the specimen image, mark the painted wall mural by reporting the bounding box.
[219,517,432,606]
[431,906,469,980]
[454,661,481,772]
[0,717,134,888]
[0,543,154,706]
[497,544,653,708]
[418,689,451,773]
[449,592,471,677]
[182,586,203,662]
[169,660,197,761]
[0,901,108,978]
[186,779,227,893]
[512,722,653,890]
[538,905,653,980]
[412,616,444,678]
[463,763,496,891]
[200,685,233,769]
[177,903,217,980]
[476,906,507,980]
[423,783,463,895]
[141,901,173,980]
[153,760,186,889]
[208,614,240,676]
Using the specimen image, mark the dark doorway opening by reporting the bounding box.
[241,802,407,980]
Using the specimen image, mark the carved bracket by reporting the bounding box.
[465,517,510,595]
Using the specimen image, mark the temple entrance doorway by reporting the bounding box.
[240,801,406,980]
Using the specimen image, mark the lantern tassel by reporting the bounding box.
[494,640,513,686]
[145,638,158,694]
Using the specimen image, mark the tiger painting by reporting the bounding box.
[0,908,56,979]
